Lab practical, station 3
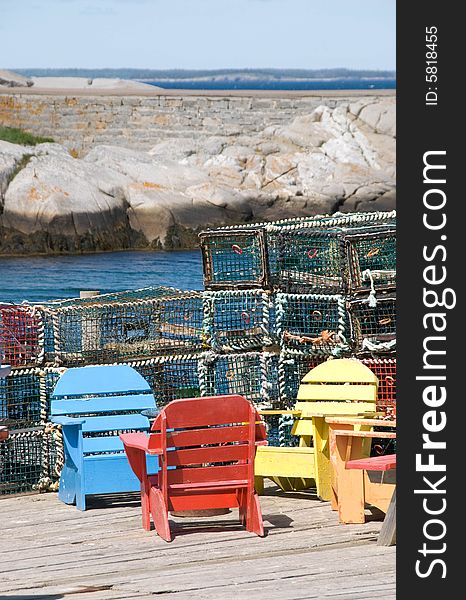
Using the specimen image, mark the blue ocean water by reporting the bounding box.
[0,250,204,304]
[146,78,396,91]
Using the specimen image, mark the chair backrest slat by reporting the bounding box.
[301,360,378,384]
[161,396,251,429]
[81,414,149,433]
[168,463,249,486]
[82,436,124,454]
[297,385,376,403]
[52,364,151,397]
[51,394,155,416]
[167,444,249,468]
[164,424,264,448]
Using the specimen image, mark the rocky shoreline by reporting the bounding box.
[0,96,395,255]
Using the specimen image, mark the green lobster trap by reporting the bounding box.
[199,351,279,409]
[348,293,396,354]
[346,228,396,294]
[276,293,350,356]
[0,367,63,431]
[203,289,274,352]
[40,289,204,366]
[199,229,269,289]
[0,427,55,495]
[275,225,396,294]
[128,355,202,407]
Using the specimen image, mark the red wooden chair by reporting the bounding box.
[120,395,266,542]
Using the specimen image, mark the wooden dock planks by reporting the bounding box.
[0,484,395,599]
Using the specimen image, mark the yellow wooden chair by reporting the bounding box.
[254,358,378,501]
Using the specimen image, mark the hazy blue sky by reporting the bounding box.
[2,0,395,70]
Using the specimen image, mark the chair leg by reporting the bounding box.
[338,469,365,524]
[76,490,86,511]
[245,492,265,537]
[149,487,171,542]
[237,489,247,525]
[141,482,151,531]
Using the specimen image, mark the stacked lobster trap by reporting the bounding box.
[0,366,65,495]
[1,209,397,495]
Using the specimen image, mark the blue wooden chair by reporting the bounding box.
[51,364,159,510]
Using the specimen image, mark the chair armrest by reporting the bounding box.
[334,430,396,439]
[51,416,86,426]
[326,417,396,428]
[119,432,162,455]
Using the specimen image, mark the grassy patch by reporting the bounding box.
[0,126,54,146]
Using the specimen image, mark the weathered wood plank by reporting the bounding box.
[377,490,397,546]
[0,484,395,599]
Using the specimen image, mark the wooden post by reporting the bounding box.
[377,489,396,546]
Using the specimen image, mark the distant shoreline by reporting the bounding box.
[139,76,395,83]
[0,87,396,98]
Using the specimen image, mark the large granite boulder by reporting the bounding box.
[0,98,395,254]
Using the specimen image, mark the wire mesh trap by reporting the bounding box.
[199,351,279,409]
[0,305,44,368]
[203,290,274,352]
[200,210,396,291]
[348,294,396,354]
[41,290,204,366]
[276,293,350,356]
[275,225,396,294]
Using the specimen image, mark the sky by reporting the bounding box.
[1,0,395,71]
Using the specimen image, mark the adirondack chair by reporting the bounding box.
[120,394,266,542]
[255,359,378,501]
[51,364,159,511]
